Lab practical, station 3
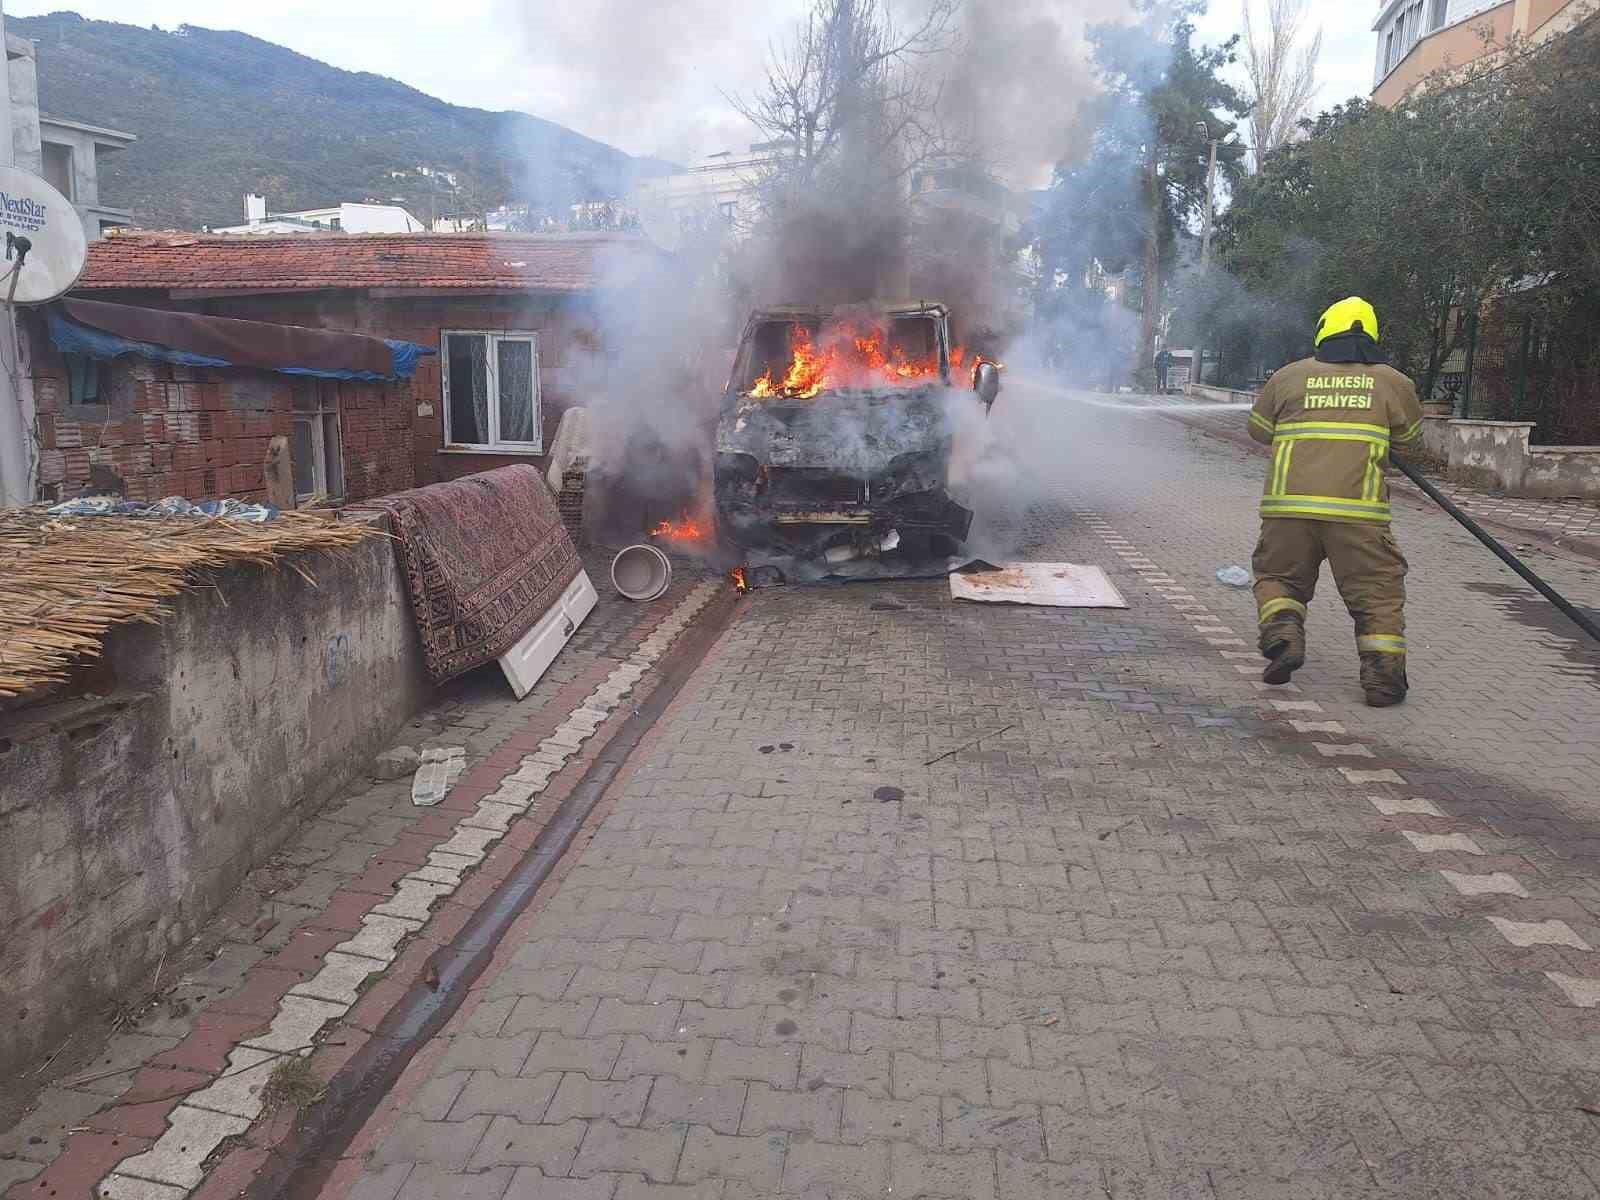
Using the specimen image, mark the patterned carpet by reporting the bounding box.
[352,465,580,682]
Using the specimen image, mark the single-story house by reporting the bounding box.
[27,231,661,504]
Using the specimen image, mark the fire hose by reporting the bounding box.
[1391,455,1600,646]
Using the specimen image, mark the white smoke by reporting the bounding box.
[932,0,1134,188]
[511,0,1153,549]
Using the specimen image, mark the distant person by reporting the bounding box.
[1247,297,1424,707]
[1154,348,1173,394]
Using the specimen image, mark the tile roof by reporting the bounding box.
[77,231,661,294]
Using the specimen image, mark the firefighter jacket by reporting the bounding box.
[1248,357,1425,523]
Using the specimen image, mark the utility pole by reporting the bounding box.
[1198,123,1220,267]
[1135,139,1160,384]
[0,0,30,507]
[1195,124,1232,388]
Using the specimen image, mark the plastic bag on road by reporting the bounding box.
[412,746,466,806]
[1216,565,1252,587]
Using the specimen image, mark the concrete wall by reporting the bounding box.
[1420,415,1455,461]
[1442,419,1534,490]
[1420,417,1600,498]
[35,118,133,239]
[0,526,430,1077]
[39,122,100,209]
[1524,446,1600,498]
[1187,383,1258,406]
[6,33,41,173]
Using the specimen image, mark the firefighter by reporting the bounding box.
[1247,297,1424,707]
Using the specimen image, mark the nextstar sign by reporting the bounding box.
[0,192,48,220]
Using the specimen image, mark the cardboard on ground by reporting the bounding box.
[950,561,1128,608]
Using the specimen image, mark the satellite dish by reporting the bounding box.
[0,165,88,305]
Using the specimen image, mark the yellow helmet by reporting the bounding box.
[1315,296,1379,346]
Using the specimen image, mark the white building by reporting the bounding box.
[909,162,1029,239]
[6,33,136,240]
[632,143,788,241]
[211,194,426,235]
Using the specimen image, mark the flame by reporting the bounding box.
[747,320,965,400]
[651,514,707,542]
[731,566,749,594]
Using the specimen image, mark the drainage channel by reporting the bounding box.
[247,588,741,1200]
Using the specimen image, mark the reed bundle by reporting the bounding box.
[0,508,379,701]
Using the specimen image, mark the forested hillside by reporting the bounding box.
[11,12,669,230]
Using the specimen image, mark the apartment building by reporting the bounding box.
[1374,0,1597,104]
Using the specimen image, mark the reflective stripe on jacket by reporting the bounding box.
[1248,358,1425,523]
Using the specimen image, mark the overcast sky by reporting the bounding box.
[4,0,1379,167]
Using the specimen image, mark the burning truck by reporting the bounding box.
[713,302,1001,569]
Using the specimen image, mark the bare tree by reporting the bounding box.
[729,0,1011,305]
[732,0,961,193]
[727,0,972,299]
[1243,0,1322,170]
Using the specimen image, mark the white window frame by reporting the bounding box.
[441,329,543,454]
[291,381,344,503]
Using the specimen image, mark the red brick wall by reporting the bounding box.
[362,294,598,488]
[338,376,416,500]
[179,291,600,487]
[44,288,604,498]
[27,314,415,505]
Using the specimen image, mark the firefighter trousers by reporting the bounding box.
[1251,518,1408,656]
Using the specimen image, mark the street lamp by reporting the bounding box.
[1194,122,1236,387]
[1196,121,1226,268]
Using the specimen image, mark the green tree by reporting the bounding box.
[1194,15,1600,418]
[1032,0,1248,383]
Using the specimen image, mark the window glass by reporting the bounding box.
[321,413,343,497]
[739,320,821,391]
[442,331,541,450]
[291,418,315,496]
[888,316,937,362]
[497,339,536,442]
[446,332,489,444]
[66,354,100,405]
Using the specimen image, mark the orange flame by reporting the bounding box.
[731,566,748,594]
[651,514,707,542]
[747,320,965,400]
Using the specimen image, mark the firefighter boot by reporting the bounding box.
[1259,613,1306,685]
[1360,651,1408,708]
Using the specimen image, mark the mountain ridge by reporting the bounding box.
[10,11,672,231]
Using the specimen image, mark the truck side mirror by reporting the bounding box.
[973,360,1002,409]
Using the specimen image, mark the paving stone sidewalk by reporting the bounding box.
[324,392,1600,1199]
[0,548,718,1200]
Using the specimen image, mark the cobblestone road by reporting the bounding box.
[336,380,1600,1199]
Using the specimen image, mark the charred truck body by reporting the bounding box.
[714,302,999,566]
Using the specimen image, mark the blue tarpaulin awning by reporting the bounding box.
[48,298,434,382]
